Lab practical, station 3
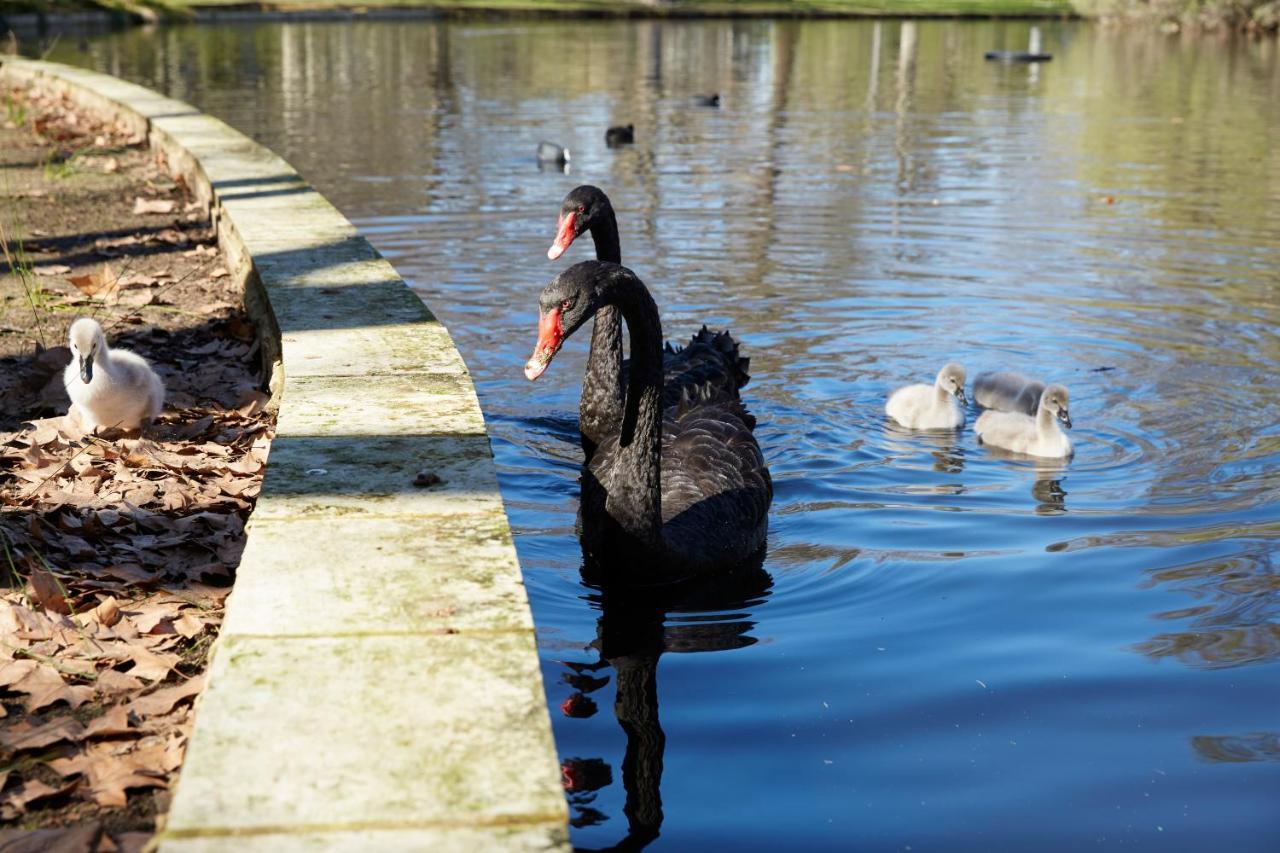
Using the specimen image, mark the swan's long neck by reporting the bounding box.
[589,204,621,264]
[617,652,664,844]
[602,268,664,548]
[934,381,952,408]
[90,337,115,377]
[1036,404,1059,438]
[582,204,625,439]
[598,599,665,848]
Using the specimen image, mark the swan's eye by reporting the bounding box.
[576,205,586,214]
[560,298,574,312]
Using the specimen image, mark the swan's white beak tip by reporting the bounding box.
[524,359,546,381]
[547,244,564,261]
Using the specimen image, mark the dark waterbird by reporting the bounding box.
[536,140,570,169]
[605,124,635,147]
[985,50,1052,63]
[547,186,750,461]
[694,93,720,107]
[525,261,772,580]
[985,26,1052,63]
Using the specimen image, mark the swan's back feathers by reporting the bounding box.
[885,383,963,430]
[974,371,1044,415]
[665,326,751,393]
[672,382,756,430]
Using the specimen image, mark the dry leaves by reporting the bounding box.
[1,402,270,826]
[131,198,176,216]
[1,81,273,841]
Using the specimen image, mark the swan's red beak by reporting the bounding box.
[525,307,564,381]
[547,211,577,260]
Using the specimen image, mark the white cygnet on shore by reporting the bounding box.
[64,317,164,431]
[975,384,1073,458]
[885,363,967,430]
[973,370,1046,415]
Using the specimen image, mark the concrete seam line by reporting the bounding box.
[220,628,536,640]
[159,813,571,839]
[0,57,567,846]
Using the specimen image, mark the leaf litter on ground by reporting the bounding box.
[1,80,276,848]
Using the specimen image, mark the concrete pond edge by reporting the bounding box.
[0,57,569,851]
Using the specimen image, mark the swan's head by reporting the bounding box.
[548,185,611,261]
[1041,384,1071,428]
[68,317,107,384]
[525,261,614,381]
[937,362,967,405]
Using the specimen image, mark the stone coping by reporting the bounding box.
[0,57,568,851]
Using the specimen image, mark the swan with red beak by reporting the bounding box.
[522,260,771,579]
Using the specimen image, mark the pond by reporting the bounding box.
[46,17,1280,849]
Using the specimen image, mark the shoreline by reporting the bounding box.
[3,3,1081,38]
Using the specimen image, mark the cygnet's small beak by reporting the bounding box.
[955,387,968,406]
[79,352,94,384]
[1058,409,1072,429]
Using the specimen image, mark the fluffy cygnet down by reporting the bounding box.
[975,383,1073,458]
[973,370,1046,415]
[64,317,164,431]
[885,363,967,430]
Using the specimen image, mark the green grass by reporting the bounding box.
[42,145,86,180]
[1,0,1078,19]
[4,96,27,130]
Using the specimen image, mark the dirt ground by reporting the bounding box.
[0,82,273,848]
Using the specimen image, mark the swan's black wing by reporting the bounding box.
[658,389,771,555]
[583,390,771,579]
[584,327,749,459]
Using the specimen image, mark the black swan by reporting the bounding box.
[605,124,635,147]
[694,93,721,107]
[547,185,750,460]
[525,261,772,578]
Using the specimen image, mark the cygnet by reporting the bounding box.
[973,370,1045,415]
[885,363,967,430]
[975,384,1073,458]
[64,317,164,431]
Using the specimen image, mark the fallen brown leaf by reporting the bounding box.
[0,659,94,712]
[28,567,71,615]
[83,740,169,807]
[129,675,204,717]
[121,646,180,682]
[83,705,132,739]
[95,670,145,698]
[132,197,176,215]
[0,778,78,815]
[67,262,119,300]
[0,715,85,750]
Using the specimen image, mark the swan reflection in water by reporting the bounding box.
[559,560,773,851]
[881,422,968,480]
[977,444,1070,515]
